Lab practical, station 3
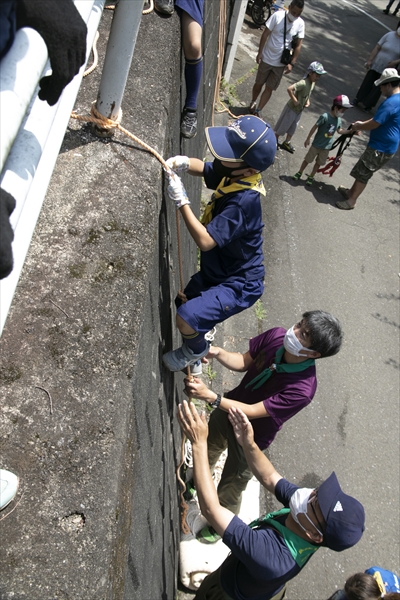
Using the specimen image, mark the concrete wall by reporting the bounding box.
[0,2,228,599]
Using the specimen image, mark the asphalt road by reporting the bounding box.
[179,0,399,598]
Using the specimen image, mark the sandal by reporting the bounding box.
[336,200,355,210]
[338,186,350,199]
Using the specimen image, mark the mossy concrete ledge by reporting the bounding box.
[0,2,221,599]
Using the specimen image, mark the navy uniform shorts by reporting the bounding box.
[175,0,204,26]
[176,271,263,336]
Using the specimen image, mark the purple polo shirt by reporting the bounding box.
[226,327,317,449]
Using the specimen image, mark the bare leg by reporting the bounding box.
[258,86,273,111]
[181,12,202,60]
[341,179,367,207]
[310,161,320,177]
[297,159,308,174]
[251,82,263,103]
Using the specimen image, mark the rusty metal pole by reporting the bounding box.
[94,0,143,135]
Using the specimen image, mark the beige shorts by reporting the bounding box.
[255,62,286,90]
[304,145,330,166]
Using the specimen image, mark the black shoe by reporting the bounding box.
[181,108,198,139]
[352,98,359,106]
[383,8,389,13]
[154,0,174,15]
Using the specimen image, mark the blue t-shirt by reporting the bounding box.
[365,566,400,594]
[201,163,265,285]
[312,113,342,150]
[369,93,400,155]
[220,479,310,600]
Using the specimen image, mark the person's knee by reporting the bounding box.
[176,313,195,334]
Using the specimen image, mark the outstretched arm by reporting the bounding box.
[350,119,380,132]
[228,407,282,494]
[205,347,254,372]
[177,401,234,537]
[184,377,270,419]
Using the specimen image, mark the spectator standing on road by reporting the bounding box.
[275,61,327,154]
[249,0,305,117]
[292,95,354,186]
[336,68,400,210]
[183,310,343,543]
[162,116,276,374]
[177,402,365,600]
[352,22,400,111]
[154,0,204,138]
[383,1,400,16]
[327,566,400,600]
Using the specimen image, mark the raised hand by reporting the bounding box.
[177,400,208,445]
[228,407,255,448]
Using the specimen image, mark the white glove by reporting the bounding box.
[166,155,190,173]
[167,173,190,209]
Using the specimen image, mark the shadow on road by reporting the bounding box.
[279,174,342,207]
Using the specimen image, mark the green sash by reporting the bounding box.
[246,346,315,391]
[249,507,319,568]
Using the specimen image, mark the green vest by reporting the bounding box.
[249,508,319,568]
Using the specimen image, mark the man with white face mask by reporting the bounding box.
[183,310,342,543]
[249,0,306,116]
[177,403,365,600]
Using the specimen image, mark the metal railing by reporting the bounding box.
[0,0,144,336]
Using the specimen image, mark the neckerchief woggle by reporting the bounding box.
[249,507,319,568]
[245,345,315,391]
[200,173,266,226]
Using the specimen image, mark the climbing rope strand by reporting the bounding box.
[83,31,99,77]
[176,434,190,535]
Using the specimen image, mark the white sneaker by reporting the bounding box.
[0,469,19,510]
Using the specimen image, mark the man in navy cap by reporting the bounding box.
[163,116,277,374]
[178,402,365,600]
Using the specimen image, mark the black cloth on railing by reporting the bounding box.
[15,0,87,106]
[0,0,17,59]
[0,188,16,280]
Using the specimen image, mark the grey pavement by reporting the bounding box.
[179,1,399,598]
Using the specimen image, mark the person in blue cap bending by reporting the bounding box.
[178,403,366,600]
[162,116,277,374]
[327,566,400,600]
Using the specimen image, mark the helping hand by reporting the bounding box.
[177,400,208,445]
[184,377,212,402]
[167,173,190,209]
[166,156,190,173]
[228,407,255,448]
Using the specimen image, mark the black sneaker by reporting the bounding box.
[154,0,174,15]
[181,108,198,139]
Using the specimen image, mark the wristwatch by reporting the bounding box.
[208,393,222,409]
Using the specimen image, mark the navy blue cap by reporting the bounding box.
[205,116,277,172]
[318,472,365,552]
